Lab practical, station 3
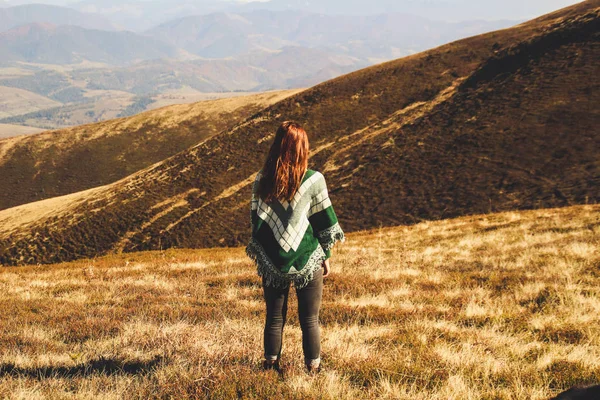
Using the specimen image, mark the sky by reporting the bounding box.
[1,0,583,8]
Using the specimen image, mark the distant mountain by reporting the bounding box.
[0,46,362,97]
[71,0,236,32]
[65,0,579,31]
[0,6,519,130]
[0,9,520,70]
[145,10,519,61]
[0,4,119,32]
[0,89,300,210]
[145,11,294,58]
[67,48,362,93]
[0,22,187,65]
[0,0,597,266]
[0,46,362,130]
[239,0,583,21]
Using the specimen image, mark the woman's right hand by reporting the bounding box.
[322,259,331,278]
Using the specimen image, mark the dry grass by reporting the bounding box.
[0,204,598,399]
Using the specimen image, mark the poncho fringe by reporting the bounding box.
[246,237,328,289]
[317,222,346,251]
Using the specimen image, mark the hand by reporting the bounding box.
[322,258,331,278]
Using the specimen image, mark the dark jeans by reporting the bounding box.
[262,267,323,366]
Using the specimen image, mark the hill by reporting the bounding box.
[67,48,363,93]
[0,204,598,397]
[239,0,583,21]
[0,3,119,33]
[70,0,233,32]
[0,89,301,210]
[145,10,518,61]
[0,22,186,65]
[0,1,598,266]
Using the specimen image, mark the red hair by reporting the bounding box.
[258,121,309,203]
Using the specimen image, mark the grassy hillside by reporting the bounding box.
[0,1,598,266]
[0,89,301,210]
[0,205,598,398]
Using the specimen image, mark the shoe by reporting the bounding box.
[262,359,281,373]
[306,364,321,375]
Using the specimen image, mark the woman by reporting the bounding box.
[246,121,345,375]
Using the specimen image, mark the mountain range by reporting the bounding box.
[63,0,583,31]
[0,0,597,266]
[0,5,520,130]
[144,10,518,61]
[236,0,583,21]
[0,8,519,65]
[0,3,119,32]
[0,22,187,65]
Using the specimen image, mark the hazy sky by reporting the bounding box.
[2,0,583,8]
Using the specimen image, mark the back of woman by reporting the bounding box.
[246,121,345,374]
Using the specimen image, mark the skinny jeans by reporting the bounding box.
[262,267,323,366]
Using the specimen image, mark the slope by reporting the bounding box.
[0,1,598,266]
[0,89,301,210]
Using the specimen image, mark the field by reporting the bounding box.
[0,204,598,399]
[0,86,62,120]
[0,124,45,139]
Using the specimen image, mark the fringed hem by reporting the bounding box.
[317,222,346,252]
[246,237,326,290]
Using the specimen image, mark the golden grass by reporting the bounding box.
[0,183,116,238]
[0,205,598,399]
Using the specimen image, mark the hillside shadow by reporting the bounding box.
[0,355,163,379]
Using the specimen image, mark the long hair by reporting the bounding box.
[257,121,309,203]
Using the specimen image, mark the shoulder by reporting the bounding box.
[306,168,326,177]
[303,169,325,183]
[303,169,327,196]
[303,168,318,180]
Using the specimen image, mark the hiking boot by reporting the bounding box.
[306,363,321,375]
[262,359,282,374]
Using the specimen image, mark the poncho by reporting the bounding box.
[245,168,345,289]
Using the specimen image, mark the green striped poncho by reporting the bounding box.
[245,168,345,289]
